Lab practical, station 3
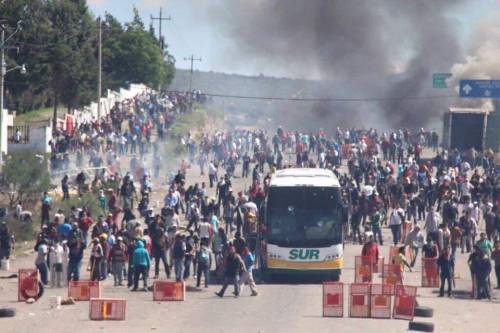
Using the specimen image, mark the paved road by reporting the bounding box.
[1,151,499,333]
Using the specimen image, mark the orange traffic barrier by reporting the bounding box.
[373,257,384,274]
[89,298,127,321]
[349,283,370,318]
[369,284,392,319]
[355,256,373,283]
[18,269,39,301]
[388,246,399,261]
[421,258,439,288]
[322,282,344,317]
[153,281,185,301]
[69,280,101,301]
[393,285,417,321]
[382,264,402,294]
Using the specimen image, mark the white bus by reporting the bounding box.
[258,168,344,281]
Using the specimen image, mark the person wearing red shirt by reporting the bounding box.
[362,235,379,271]
[78,211,93,245]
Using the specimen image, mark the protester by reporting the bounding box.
[405,225,425,267]
[35,239,49,285]
[215,245,243,298]
[131,239,150,291]
[68,238,85,282]
[110,236,127,286]
[195,243,211,288]
[89,238,103,281]
[0,222,14,269]
[492,241,500,289]
[239,246,258,296]
[437,245,454,297]
[172,234,186,282]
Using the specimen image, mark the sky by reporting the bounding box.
[88,0,500,78]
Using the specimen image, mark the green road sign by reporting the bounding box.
[433,73,452,88]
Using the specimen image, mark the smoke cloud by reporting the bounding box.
[448,13,500,111]
[199,0,467,130]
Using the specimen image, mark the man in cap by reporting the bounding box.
[90,237,103,281]
[110,236,127,286]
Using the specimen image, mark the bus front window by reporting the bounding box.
[267,187,342,246]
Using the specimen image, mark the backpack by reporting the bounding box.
[173,240,185,259]
[198,248,209,265]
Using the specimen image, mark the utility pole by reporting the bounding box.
[183,55,201,92]
[0,21,22,165]
[0,28,5,165]
[151,7,171,52]
[97,17,102,121]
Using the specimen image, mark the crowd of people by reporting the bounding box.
[8,95,499,301]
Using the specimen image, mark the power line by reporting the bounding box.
[183,55,201,92]
[166,90,457,102]
[151,7,171,51]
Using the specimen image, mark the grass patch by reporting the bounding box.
[14,107,53,125]
[56,192,104,219]
[169,106,207,138]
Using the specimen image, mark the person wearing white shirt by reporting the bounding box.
[425,207,441,241]
[198,219,212,245]
[49,240,64,288]
[389,205,405,246]
[208,162,217,188]
[460,179,473,198]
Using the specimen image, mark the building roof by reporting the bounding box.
[448,107,492,114]
[270,168,340,187]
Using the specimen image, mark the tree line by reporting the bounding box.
[0,0,175,115]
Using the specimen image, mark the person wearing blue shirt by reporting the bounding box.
[57,220,72,241]
[131,240,150,291]
[239,246,258,296]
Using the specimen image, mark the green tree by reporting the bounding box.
[0,2,175,115]
[45,0,97,127]
[0,151,50,208]
[102,9,175,90]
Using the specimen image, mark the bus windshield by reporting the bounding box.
[266,186,343,246]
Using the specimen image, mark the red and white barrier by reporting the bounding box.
[373,257,384,274]
[382,264,402,294]
[388,246,399,261]
[355,256,373,283]
[18,269,39,301]
[393,285,417,321]
[89,298,127,321]
[369,284,393,319]
[322,282,343,317]
[153,281,185,301]
[349,283,370,318]
[68,280,101,301]
[421,258,439,288]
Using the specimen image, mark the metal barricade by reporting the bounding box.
[393,285,417,321]
[370,284,393,319]
[349,283,370,318]
[89,298,127,321]
[355,256,373,283]
[323,282,344,317]
[421,258,439,288]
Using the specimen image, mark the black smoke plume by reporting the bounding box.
[200,0,466,130]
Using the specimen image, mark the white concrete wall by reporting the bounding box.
[9,124,52,154]
[1,108,14,155]
[69,84,149,126]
